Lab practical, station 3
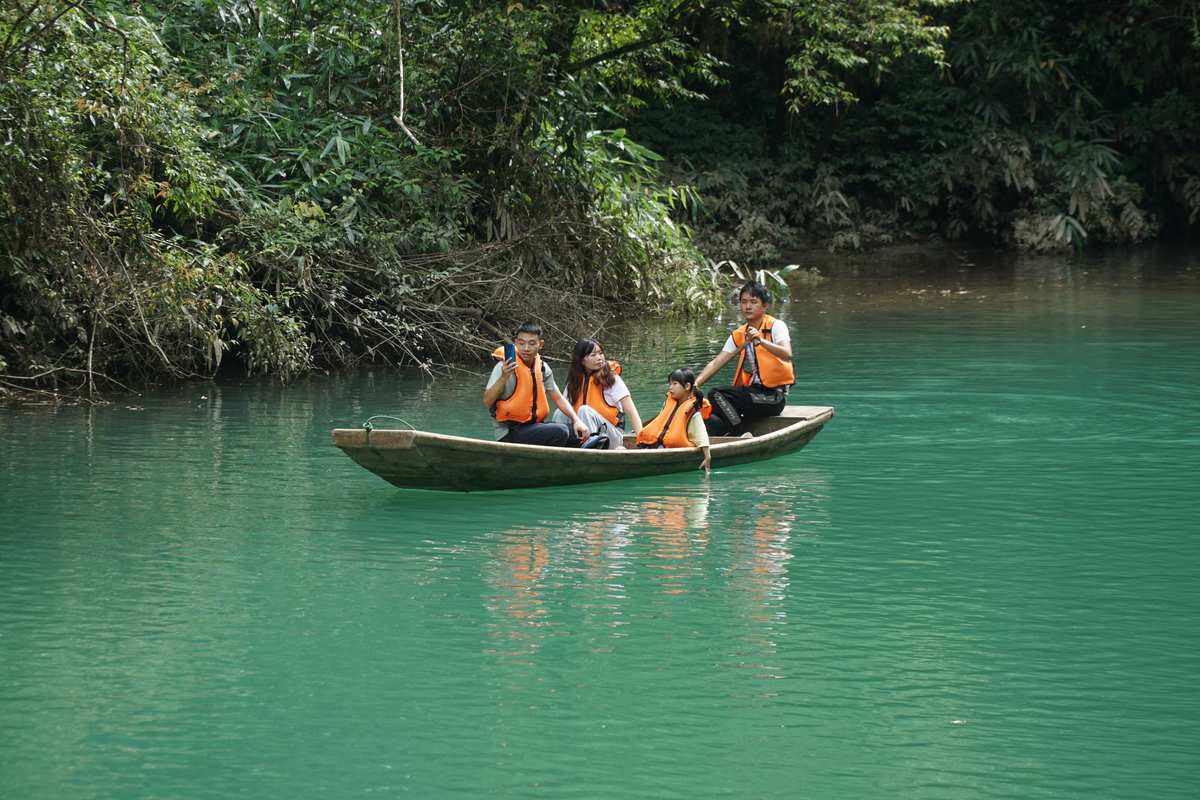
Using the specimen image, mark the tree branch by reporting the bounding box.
[3,0,131,87]
[0,1,42,68]
[391,0,420,145]
[565,33,672,73]
[563,0,701,74]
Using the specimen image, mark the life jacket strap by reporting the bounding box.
[654,400,682,447]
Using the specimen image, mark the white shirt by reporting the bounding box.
[721,318,791,354]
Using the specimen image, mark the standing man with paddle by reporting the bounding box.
[483,322,592,446]
[694,281,795,436]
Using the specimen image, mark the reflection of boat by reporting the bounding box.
[331,405,834,492]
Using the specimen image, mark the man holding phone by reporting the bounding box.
[483,322,591,446]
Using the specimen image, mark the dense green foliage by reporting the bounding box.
[637,0,1200,261]
[0,0,723,391]
[2,0,1196,394]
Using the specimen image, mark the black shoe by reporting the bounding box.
[579,433,609,450]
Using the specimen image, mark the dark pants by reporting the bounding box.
[704,386,787,436]
[500,421,580,447]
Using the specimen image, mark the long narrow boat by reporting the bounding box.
[331,405,833,492]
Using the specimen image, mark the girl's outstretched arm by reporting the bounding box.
[620,395,643,435]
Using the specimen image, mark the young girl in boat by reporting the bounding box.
[636,367,712,474]
[553,339,643,449]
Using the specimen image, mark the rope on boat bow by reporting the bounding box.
[361,414,416,445]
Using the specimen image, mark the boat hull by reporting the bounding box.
[332,405,833,492]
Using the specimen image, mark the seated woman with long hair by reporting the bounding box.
[636,367,712,474]
[552,339,643,449]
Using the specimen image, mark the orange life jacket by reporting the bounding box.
[571,361,623,427]
[636,393,711,449]
[493,353,549,424]
[732,314,795,389]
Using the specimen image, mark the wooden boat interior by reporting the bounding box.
[620,404,832,448]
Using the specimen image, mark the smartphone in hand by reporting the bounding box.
[503,341,516,363]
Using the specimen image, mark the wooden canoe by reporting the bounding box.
[331,404,834,492]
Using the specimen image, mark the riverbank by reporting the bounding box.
[6,241,1199,407]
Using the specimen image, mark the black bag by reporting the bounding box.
[579,433,610,450]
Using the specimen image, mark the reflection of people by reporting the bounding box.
[695,280,795,436]
[553,339,643,450]
[482,532,551,660]
[641,490,712,595]
[496,537,549,621]
[482,322,590,446]
[636,367,712,475]
[739,500,795,624]
[642,494,711,547]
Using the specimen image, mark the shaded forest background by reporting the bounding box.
[2,0,1198,394]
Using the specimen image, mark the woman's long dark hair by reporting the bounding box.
[567,339,614,403]
[669,367,704,409]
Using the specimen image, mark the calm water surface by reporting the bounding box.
[2,247,1199,798]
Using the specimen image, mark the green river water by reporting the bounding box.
[2,247,1199,798]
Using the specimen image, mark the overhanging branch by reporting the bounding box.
[565,33,673,73]
[392,0,421,145]
[563,0,701,74]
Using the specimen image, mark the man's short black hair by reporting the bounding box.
[514,322,543,338]
[738,280,771,305]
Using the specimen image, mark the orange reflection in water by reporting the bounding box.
[746,502,793,619]
[642,492,711,595]
[482,532,551,661]
[724,497,797,682]
[481,487,816,669]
